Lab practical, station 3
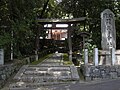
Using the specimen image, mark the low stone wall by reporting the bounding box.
[0,59,27,89]
[0,50,54,89]
[81,65,120,81]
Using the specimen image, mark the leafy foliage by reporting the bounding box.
[0,0,62,60]
[60,0,120,49]
[1,0,120,61]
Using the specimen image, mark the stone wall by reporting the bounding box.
[81,65,120,81]
[0,58,27,89]
[0,50,54,89]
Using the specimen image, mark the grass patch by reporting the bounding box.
[63,53,69,61]
[63,61,73,65]
[63,53,73,65]
[30,54,53,65]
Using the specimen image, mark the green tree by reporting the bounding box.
[59,0,120,49]
[0,0,64,60]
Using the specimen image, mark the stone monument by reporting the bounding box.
[101,9,116,65]
[0,49,4,65]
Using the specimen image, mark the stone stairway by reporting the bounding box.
[9,53,79,90]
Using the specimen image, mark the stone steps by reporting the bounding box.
[9,81,72,90]
[15,76,72,83]
[10,53,79,90]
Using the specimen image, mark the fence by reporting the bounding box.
[83,48,118,66]
[81,48,120,81]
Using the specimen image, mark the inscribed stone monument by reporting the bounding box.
[101,9,116,65]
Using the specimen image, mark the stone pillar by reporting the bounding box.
[51,29,52,39]
[35,51,38,61]
[68,24,72,61]
[111,48,116,65]
[93,48,98,66]
[60,30,62,40]
[83,36,85,49]
[35,25,41,61]
[11,43,13,60]
[48,30,51,39]
[11,30,13,60]
[84,49,88,65]
[105,50,111,65]
[0,49,4,65]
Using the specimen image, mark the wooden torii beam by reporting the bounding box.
[37,17,86,24]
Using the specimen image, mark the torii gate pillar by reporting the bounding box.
[68,24,72,61]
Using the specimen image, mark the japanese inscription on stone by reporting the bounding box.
[101,9,116,50]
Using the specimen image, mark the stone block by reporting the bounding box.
[85,76,91,81]
[83,65,92,77]
[92,77,102,80]
[110,72,118,79]
[1,74,6,80]
[101,70,106,78]
[110,66,116,72]
[105,66,111,74]
[115,66,120,74]
[70,66,79,80]
[0,80,5,88]
[117,71,120,77]
[91,68,101,77]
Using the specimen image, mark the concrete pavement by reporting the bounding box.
[48,79,120,90]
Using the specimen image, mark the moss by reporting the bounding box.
[30,54,53,65]
[63,53,73,65]
[63,53,69,61]
[63,61,73,65]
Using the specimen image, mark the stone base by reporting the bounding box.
[81,65,120,81]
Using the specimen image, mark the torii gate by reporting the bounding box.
[35,17,86,61]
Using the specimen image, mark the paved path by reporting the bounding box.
[49,79,120,90]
